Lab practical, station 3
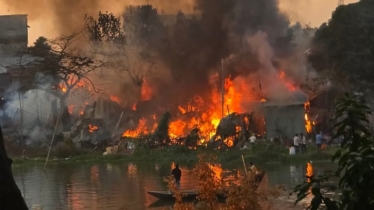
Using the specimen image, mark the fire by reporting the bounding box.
[120,69,301,146]
[141,80,153,101]
[122,118,156,137]
[178,106,187,114]
[169,119,187,138]
[88,124,98,133]
[306,161,313,182]
[110,95,121,104]
[304,102,312,133]
[278,71,296,92]
[68,105,74,114]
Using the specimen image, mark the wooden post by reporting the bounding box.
[44,105,63,170]
[241,155,248,174]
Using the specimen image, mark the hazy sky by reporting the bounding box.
[0,0,359,44]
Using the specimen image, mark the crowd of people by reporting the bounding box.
[290,131,325,155]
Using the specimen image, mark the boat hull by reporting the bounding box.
[148,171,266,201]
[147,190,225,200]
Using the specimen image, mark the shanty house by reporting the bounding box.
[263,94,308,141]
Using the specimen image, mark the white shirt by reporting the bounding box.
[301,136,307,144]
[293,136,300,146]
[249,135,256,143]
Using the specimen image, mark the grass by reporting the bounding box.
[9,142,338,166]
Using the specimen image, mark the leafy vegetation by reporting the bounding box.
[165,154,279,210]
[292,93,374,210]
[308,1,374,92]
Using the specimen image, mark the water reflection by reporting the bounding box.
[11,162,335,210]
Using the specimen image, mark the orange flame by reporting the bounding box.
[121,70,300,145]
[110,95,120,104]
[304,102,312,133]
[178,106,187,114]
[122,118,156,137]
[68,105,74,115]
[306,162,313,182]
[88,124,98,133]
[278,71,296,92]
[141,80,153,101]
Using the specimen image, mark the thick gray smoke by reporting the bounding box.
[1,0,316,141]
[155,0,312,109]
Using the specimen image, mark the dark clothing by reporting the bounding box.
[301,144,307,154]
[171,168,181,181]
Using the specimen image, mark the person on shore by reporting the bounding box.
[293,134,300,154]
[249,133,256,144]
[171,163,182,190]
[316,132,323,150]
[300,133,307,154]
[248,162,260,174]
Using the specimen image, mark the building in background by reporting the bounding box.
[0,14,36,97]
[0,14,28,55]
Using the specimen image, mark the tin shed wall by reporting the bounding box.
[265,104,305,140]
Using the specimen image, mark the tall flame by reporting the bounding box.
[304,102,312,133]
[306,162,313,182]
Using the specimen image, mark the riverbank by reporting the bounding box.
[10,142,338,166]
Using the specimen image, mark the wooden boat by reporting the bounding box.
[148,171,266,201]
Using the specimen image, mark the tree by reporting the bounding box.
[84,7,165,102]
[0,125,28,209]
[308,0,374,93]
[28,36,51,57]
[292,93,374,210]
[37,33,103,100]
[34,33,105,168]
[152,111,171,146]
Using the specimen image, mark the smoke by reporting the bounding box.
[0,0,195,42]
[1,0,317,140]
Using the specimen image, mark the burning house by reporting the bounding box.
[263,97,308,142]
[0,1,321,150]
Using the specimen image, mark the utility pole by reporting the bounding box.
[221,59,224,119]
[338,0,344,6]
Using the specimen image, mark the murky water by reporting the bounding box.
[12,161,336,210]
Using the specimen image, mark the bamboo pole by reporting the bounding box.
[241,155,248,174]
[44,105,63,170]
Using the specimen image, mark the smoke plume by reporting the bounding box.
[1,0,316,140]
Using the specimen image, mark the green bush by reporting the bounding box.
[292,93,374,210]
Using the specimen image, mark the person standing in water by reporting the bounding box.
[171,163,182,190]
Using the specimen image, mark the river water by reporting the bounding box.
[12,161,336,210]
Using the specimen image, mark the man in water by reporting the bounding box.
[171,163,182,190]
